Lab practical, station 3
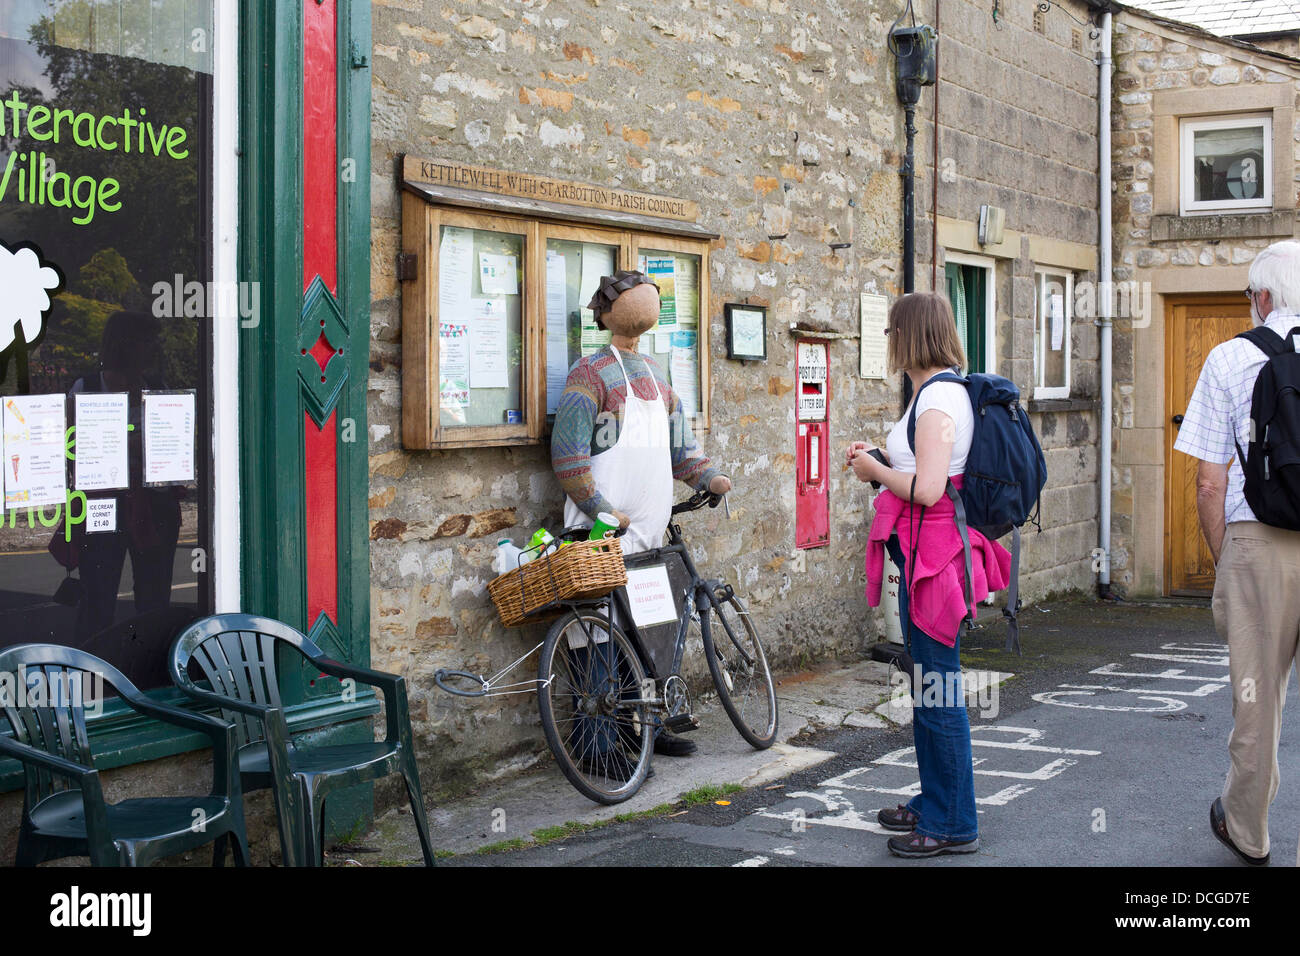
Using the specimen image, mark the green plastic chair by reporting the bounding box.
[0,643,248,867]
[169,613,436,867]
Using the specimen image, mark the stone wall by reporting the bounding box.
[915,0,1102,602]
[366,0,1103,799]
[1109,12,1300,594]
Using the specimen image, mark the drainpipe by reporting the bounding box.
[1097,10,1115,599]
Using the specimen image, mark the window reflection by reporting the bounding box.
[0,1,212,691]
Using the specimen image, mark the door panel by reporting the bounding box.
[1165,295,1252,596]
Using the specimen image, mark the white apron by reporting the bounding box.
[563,345,673,554]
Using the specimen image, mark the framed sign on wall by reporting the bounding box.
[725,303,767,361]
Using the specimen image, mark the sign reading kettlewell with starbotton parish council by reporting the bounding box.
[403,155,699,223]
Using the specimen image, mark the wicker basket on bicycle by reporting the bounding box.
[487,537,627,628]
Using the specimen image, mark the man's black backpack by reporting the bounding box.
[1233,326,1300,529]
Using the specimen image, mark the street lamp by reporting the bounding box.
[888,14,937,295]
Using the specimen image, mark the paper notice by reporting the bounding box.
[439,322,470,379]
[1050,293,1065,351]
[3,394,67,509]
[478,251,519,296]
[546,251,569,414]
[646,257,676,331]
[74,393,129,491]
[438,226,474,321]
[859,293,889,379]
[579,245,616,357]
[469,297,509,389]
[626,564,679,627]
[670,330,698,417]
[86,498,117,534]
[674,256,698,326]
[439,322,471,417]
[142,391,196,485]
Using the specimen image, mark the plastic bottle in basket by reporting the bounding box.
[526,527,559,559]
[492,538,529,575]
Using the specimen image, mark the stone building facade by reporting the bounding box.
[1108,8,1300,596]
[366,0,1105,796]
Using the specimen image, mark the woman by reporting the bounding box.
[847,291,1010,858]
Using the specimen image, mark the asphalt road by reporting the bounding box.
[447,600,1300,868]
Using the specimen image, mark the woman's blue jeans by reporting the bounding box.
[887,535,978,842]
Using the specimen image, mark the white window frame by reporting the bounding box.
[942,251,997,376]
[212,1,240,612]
[1033,268,1072,401]
[1179,113,1272,216]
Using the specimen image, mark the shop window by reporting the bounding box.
[1034,269,1073,400]
[0,1,215,691]
[401,199,711,450]
[1180,114,1272,215]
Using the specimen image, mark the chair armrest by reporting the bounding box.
[0,733,97,783]
[119,693,242,799]
[311,656,401,693]
[171,682,278,719]
[121,691,233,740]
[309,657,407,744]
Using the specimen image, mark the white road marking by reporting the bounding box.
[1090,663,1230,683]
[756,723,1101,832]
[1031,690,1187,712]
[733,855,770,867]
[1036,641,1230,713]
[1056,681,1226,698]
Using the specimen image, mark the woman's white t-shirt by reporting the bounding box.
[884,380,974,477]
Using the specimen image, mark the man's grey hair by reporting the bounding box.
[1248,240,1300,315]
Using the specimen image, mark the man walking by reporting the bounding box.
[1174,239,1300,866]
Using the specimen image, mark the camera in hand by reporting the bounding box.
[866,448,888,489]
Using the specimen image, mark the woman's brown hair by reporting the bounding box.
[886,291,967,374]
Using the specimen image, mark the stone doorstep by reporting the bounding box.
[357,658,1015,863]
[356,658,897,863]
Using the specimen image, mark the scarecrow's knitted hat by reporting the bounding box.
[585,269,660,330]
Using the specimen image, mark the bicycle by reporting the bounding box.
[435,490,779,805]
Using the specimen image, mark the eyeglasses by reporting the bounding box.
[884,327,893,336]
[1245,287,1257,301]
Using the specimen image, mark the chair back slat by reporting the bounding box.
[0,648,125,807]
[192,635,260,746]
[171,614,322,748]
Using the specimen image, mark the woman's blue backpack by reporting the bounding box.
[907,370,1048,653]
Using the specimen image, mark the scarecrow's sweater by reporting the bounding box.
[551,347,720,520]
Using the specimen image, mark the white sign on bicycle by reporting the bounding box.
[626,565,678,627]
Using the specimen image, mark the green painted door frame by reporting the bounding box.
[238,0,375,837]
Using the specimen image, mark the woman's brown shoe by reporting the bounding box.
[877,804,920,832]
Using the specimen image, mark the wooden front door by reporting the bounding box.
[1165,294,1252,595]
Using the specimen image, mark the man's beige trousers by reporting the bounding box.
[1212,521,1300,861]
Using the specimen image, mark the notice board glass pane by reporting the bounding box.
[546,238,618,414]
[437,224,525,428]
[637,249,701,418]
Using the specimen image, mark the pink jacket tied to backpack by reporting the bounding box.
[865,475,1013,647]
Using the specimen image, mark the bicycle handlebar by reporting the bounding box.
[671,490,725,515]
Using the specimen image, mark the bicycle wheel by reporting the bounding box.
[701,588,778,749]
[538,610,653,804]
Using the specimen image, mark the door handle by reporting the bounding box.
[1172,414,1184,427]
